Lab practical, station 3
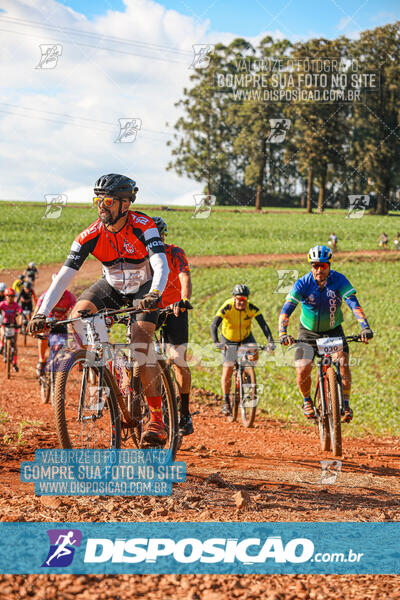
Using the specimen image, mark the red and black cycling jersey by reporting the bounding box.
[64,211,165,295]
[17,288,37,306]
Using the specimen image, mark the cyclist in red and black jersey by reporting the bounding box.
[28,174,170,446]
[153,217,193,437]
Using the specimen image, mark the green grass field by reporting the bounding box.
[0,202,399,269]
[188,261,398,436]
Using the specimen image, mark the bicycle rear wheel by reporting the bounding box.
[316,381,331,452]
[124,359,179,458]
[53,349,121,449]
[40,373,50,404]
[240,366,257,428]
[326,366,342,456]
[6,340,11,379]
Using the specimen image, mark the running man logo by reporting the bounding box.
[42,194,67,220]
[275,270,298,294]
[319,460,342,485]
[267,119,291,143]
[190,45,215,69]
[42,529,82,567]
[36,44,63,69]
[115,118,142,143]
[192,194,216,219]
[346,195,370,219]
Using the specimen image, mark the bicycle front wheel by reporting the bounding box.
[53,349,121,449]
[240,366,257,428]
[326,366,342,456]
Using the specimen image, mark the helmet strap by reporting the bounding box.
[110,199,130,225]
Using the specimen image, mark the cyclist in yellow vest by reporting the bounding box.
[211,284,274,415]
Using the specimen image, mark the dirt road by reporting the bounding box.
[1,339,400,598]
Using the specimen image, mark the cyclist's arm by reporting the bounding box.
[141,223,169,294]
[278,301,297,335]
[255,314,273,341]
[344,294,370,329]
[211,316,222,343]
[38,233,96,316]
[37,266,77,317]
[16,291,22,304]
[148,253,169,294]
[179,271,192,300]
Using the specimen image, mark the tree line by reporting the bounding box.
[167,22,400,214]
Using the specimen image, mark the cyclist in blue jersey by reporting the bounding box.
[278,245,373,423]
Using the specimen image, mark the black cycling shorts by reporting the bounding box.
[221,333,256,365]
[156,309,189,346]
[21,302,33,313]
[78,278,159,325]
[294,324,349,362]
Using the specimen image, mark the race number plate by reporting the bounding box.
[316,337,343,356]
[73,314,109,346]
[5,327,15,337]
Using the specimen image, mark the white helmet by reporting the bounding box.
[28,262,35,268]
[0,282,6,292]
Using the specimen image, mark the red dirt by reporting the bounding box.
[1,337,400,597]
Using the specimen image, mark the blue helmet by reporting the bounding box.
[307,245,332,264]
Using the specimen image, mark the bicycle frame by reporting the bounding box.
[314,354,344,420]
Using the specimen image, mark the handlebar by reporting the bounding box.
[45,300,194,330]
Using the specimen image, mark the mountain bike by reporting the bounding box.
[37,332,68,405]
[294,334,366,457]
[3,324,19,379]
[48,305,179,457]
[221,343,271,428]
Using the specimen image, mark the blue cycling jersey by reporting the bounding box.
[285,270,356,332]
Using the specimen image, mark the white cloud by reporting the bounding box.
[0,0,310,205]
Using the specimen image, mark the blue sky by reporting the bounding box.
[1,0,399,205]
[60,0,400,38]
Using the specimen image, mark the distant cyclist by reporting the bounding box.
[17,280,37,320]
[378,232,388,248]
[0,284,5,326]
[279,245,373,423]
[33,276,76,376]
[211,284,274,415]
[0,288,22,371]
[25,262,39,283]
[328,232,338,252]
[393,232,400,251]
[153,217,194,436]
[12,274,25,295]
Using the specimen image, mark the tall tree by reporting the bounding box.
[351,22,400,214]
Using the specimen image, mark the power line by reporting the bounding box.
[0,14,193,58]
[0,26,190,65]
[0,104,175,137]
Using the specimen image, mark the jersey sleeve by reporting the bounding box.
[64,224,100,271]
[216,300,231,319]
[285,279,303,305]
[248,302,261,318]
[171,247,190,274]
[337,273,356,299]
[133,213,166,257]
